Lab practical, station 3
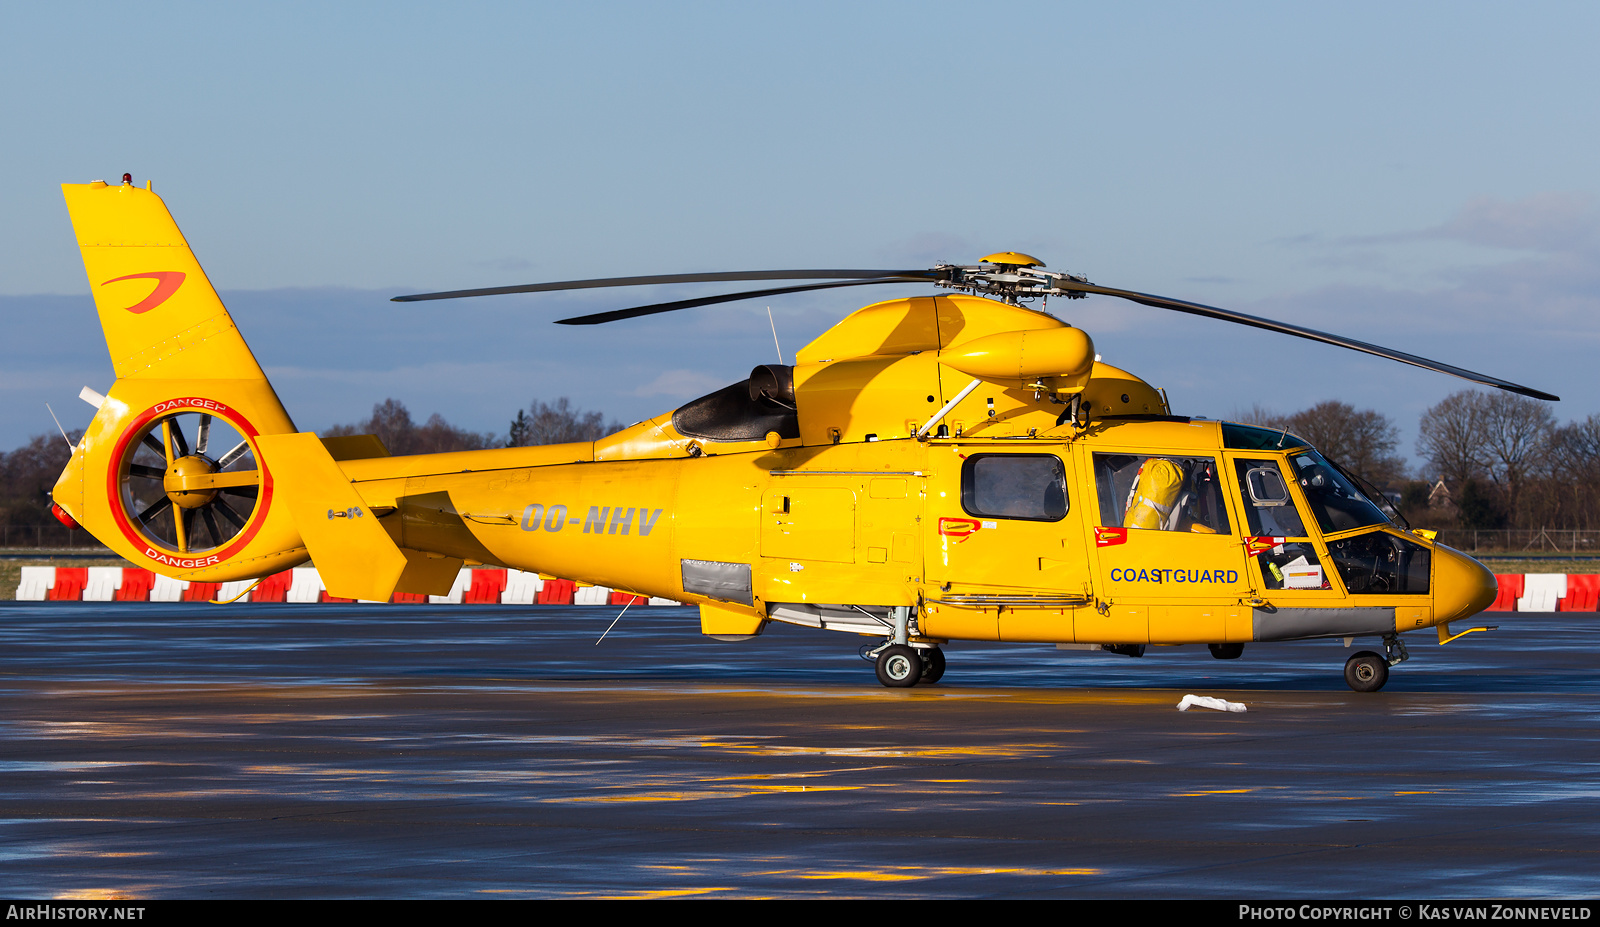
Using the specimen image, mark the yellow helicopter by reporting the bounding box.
[49,178,1557,692]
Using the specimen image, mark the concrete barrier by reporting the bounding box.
[1518,574,1567,612]
[286,568,325,603]
[428,569,473,605]
[49,567,1600,613]
[1560,574,1600,611]
[83,567,123,602]
[502,570,543,604]
[16,567,54,601]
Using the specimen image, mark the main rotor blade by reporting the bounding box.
[392,269,938,303]
[554,278,929,325]
[1062,282,1560,402]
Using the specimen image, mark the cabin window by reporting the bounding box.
[1232,458,1310,538]
[1326,530,1431,595]
[960,454,1067,522]
[1094,454,1232,534]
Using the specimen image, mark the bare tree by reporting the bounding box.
[1418,389,1554,496]
[325,399,498,455]
[1417,390,1488,485]
[1533,413,1600,528]
[1229,404,1288,430]
[1231,401,1404,486]
[1550,414,1600,482]
[1283,401,1405,487]
[1477,391,1556,500]
[0,430,84,529]
[508,398,622,447]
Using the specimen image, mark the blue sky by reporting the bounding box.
[4,2,1596,468]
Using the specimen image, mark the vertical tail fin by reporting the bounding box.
[54,179,305,580]
[63,180,282,386]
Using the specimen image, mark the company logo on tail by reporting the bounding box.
[101,271,186,314]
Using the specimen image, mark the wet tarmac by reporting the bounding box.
[0,602,1596,899]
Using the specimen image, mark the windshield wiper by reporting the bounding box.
[1326,458,1410,530]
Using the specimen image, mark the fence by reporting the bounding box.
[1429,528,1600,554]
[0,525,110,550]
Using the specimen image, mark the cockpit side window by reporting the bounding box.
[1094,454,1232,534]
[961,454,1067,521]
[1233,458,1309,538]
[1326,531,1431,594]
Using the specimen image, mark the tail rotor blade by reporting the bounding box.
[168,416,191,458]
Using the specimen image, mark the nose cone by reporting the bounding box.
[1433,544,1498,624]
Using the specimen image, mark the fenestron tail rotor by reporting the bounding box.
[392,253,1558,401]
[121,410,262,555]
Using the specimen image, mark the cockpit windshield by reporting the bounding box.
[1285,448,1390,533]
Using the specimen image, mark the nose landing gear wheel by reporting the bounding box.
[875,644,922,688]
[1344,650,1389,692]
[919,647,946,684]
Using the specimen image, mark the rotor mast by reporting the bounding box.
[932,252,1090,307]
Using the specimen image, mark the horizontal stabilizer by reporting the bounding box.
[253,433,414,601]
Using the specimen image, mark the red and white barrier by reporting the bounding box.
[502,569,542,604]
[13,565,681,606]
[28,564,1593,610]
[1518,574,1567,613]
[17,567,54,601]
[1561,574,1600,612]
[287,568,325,603]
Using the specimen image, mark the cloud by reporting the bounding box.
[1338,192,1600,254]
[630,369,725,399]
[1426,192,1597,253]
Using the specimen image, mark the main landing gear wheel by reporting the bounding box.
[875,644,922,688]
[1208,643,1244,660]
[1344,651,1389,693]
[919,647,946,684]
[120,410,261,555]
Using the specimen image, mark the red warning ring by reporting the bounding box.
[105,398,274,570]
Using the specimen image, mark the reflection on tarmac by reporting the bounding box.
[0,603,1596,898]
